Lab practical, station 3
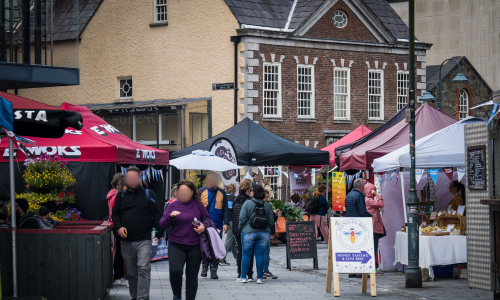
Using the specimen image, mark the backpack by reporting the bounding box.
[249,200,268,229]
[305,196,320,214]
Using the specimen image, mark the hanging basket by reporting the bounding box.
[30,187,54,194]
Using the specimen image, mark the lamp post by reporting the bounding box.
[405,0,422,288]
[420,59,469,110]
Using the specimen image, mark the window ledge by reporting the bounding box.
[114,99,133,103]
[262,117,283,122]
[149,21,168,27]
[367,119,385,124]
[333,119,352,124]
[296,118,316,123]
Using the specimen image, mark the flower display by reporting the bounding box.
[53,207,84,221]
[23,153,76,190]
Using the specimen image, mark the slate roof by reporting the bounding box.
[426,56,493,93]
[224,0,409,41]
[10,0,102,43]
[52,0,103,41]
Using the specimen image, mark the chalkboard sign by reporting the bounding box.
[286,221,318,271]
[467,145,486,190]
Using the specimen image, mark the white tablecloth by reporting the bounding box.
[394,231,467,279]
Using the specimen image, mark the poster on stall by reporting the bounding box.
[331,172,346,211]
[210,138,239,190]
[330,217,375,273]
[290,166,311,209]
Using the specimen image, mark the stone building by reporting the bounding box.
[389,0,500,91]
[426,56,493,120]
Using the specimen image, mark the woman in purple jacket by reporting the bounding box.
[160,180,209,300]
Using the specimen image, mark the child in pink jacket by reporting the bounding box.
[364,183,384,255]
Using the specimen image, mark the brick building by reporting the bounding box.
[229,0,431,149]
[425,56,493,120]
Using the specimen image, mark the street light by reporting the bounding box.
[420,58,469,111]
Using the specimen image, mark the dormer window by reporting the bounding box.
[332,10,347,28]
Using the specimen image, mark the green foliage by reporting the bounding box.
[282,205,303,221]
[268,198,284,211]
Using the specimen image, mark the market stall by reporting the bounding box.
[371,117,484,273]
[0,103,169,220]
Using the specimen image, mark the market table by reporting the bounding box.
[394,231,467,280]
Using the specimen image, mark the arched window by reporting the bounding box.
[459,89,469,120]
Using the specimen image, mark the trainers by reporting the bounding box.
[210,269,219,279]
[201,264,208,277]
[113,278,127,286]
[263,272,278,279]
[257,278,265,284]
[219,259,230,266]
[235,278,248,283]
[247,276,254,282]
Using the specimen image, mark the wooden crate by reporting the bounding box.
[437,216,466,234]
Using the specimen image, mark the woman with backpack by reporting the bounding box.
[309,184,330,245]
[231,178,255,281]
[236,184,275,284]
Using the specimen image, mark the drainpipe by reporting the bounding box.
[231,36,241,126]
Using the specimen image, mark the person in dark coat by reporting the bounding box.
[15,198,40,229]
[0,204,10,229]
[231,178,255,281]
[344,178,372,278]
[39,206,62,226]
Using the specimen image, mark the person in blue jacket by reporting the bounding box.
[199,171,229,279]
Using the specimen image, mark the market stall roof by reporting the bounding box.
[372,116,485,172]
[323,125,372,165]
[0,103,169,165]
[334,105,407,167]
[339,104,457,171]
[170,117,329,166]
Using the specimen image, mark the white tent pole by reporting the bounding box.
[9,138,18,296]
[400,167,407,224]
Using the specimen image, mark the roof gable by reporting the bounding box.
[301,0,379,42]
[225,0,409,42]
[427,56,493,93]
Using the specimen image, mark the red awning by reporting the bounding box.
[0,103,169,165]
[323,125,372,165]
[339,104,456,171]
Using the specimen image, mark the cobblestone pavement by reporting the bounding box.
[108,241,494,300]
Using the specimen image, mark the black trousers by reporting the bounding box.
[112,228,125,280]
[168,241,202,300]
[236,234,254,277]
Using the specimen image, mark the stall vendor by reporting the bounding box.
[446,180,465,211]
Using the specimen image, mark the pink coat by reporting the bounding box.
[107,189,118,226]
[364,183,385,234]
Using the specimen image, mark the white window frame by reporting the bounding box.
[262,166,282,200]
[397,71,409,111]
[297,64,315,118]
[118,77,133,101]
[459,89,469,120]
[333,67,351,120]
[132,114,177,145]
[263,62,282,118]
[368,69,384,120]
[154,0,168,23]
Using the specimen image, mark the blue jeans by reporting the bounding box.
[240,231,270,280]
[263,239,271,273]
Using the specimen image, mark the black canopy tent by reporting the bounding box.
[171,117,329,166]
[334,105,408,168]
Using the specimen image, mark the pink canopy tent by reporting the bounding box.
[323,124,372,165]
[339,104,457,171]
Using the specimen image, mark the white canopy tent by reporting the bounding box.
[371,116,485,172]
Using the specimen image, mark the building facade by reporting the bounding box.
[389,0,500,91]
[9,0,430,154]
[231,0,430,150]
[425,56,493,120]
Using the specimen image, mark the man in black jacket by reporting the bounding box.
[112,167,164,300]
[15,198,40,229]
